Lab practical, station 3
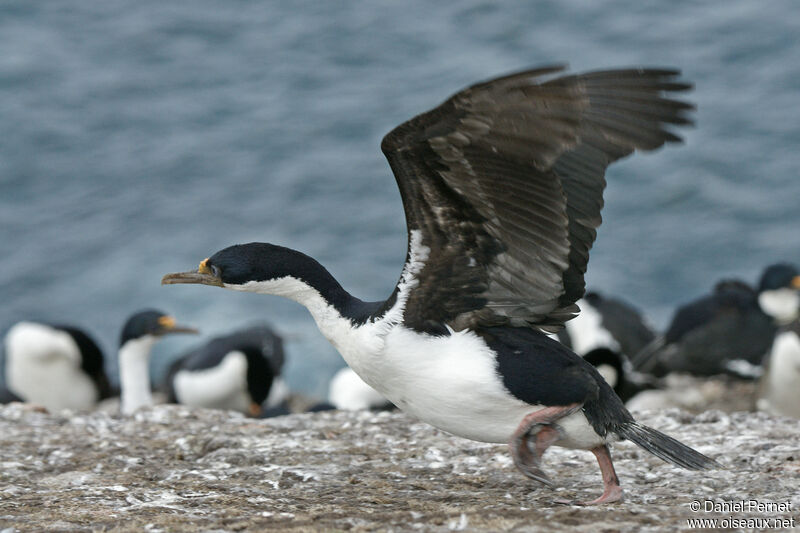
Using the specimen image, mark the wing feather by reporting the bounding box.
[381,66,693,332]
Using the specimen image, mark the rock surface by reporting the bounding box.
[625,374,760,413]
[1,404,798,532]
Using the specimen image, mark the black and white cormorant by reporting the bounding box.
[756,265,800,418]
[117,310,198,415]
[556,291,658,402]
[633,264,800,378]
[163,66,718,504]
[165,324,287,417]
[3,321,113,411]
[758,318,800,418]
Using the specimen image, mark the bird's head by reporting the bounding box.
[120,310,198,347]
[757,263,800,323]
[161,243,328,296]
[758,263,800,293]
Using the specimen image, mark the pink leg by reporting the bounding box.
[557,444,624,506]
[509,403,582,488]
[582,445,623,505]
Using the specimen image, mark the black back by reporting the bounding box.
[555,292,656,402]
[651,280,775,376]
[582,348,625,394]
[581,347,657,403]
[51,324,113,401]
[166,325,283,406]
[479,326,633,437]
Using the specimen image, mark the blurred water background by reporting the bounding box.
[1,0,799,399]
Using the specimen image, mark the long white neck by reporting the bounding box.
[226,231,430,361]
[232,277,358,348]
[119,335,157,415]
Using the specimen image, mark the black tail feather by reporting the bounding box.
[617,422,721,470]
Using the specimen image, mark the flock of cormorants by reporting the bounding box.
[3,65,798,504]
[4,262,796,419]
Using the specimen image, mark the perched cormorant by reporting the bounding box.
[163,66,718,504]
[557,292,658,402]
[758,320,800,418]
[118,310,198,415]
[633,264,800,378]
[3,321,113,411]
[165,324,287,416]
[756,265,800,418]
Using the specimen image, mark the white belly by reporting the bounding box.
[9,357,98,411]
[341,325,604,449]
[759,332,800,418]
[5,322,98,411]
[173,351,251,414]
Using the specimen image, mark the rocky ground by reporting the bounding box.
[624,374,760,413]
[1,403,798,532]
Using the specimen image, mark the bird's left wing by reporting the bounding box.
[381,66,693,333]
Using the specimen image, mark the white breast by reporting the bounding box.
[328,367,388,410]
[173,351,251,414]
[4,322,98,411]
[565,299,620,355]
[758,331,800,418]
[759,289,800,324]
[341,323,604,449]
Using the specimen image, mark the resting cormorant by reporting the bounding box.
[165,324,287,416]
[633,264,800,378]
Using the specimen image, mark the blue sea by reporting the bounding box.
[2,0,799,399]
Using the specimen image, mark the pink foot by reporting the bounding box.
[554,445,624,505]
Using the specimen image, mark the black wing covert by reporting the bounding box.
[381,66,693,333]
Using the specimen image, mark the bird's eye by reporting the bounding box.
[210,265,221,278]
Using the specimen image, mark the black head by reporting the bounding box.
[583,348,624,389]
[162,243,335,292]
[758,263,800,292]
[119,309,198,346]
[210,243,318,286]
[234,324,286,375]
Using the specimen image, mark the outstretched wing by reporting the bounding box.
[381,66,692,333]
